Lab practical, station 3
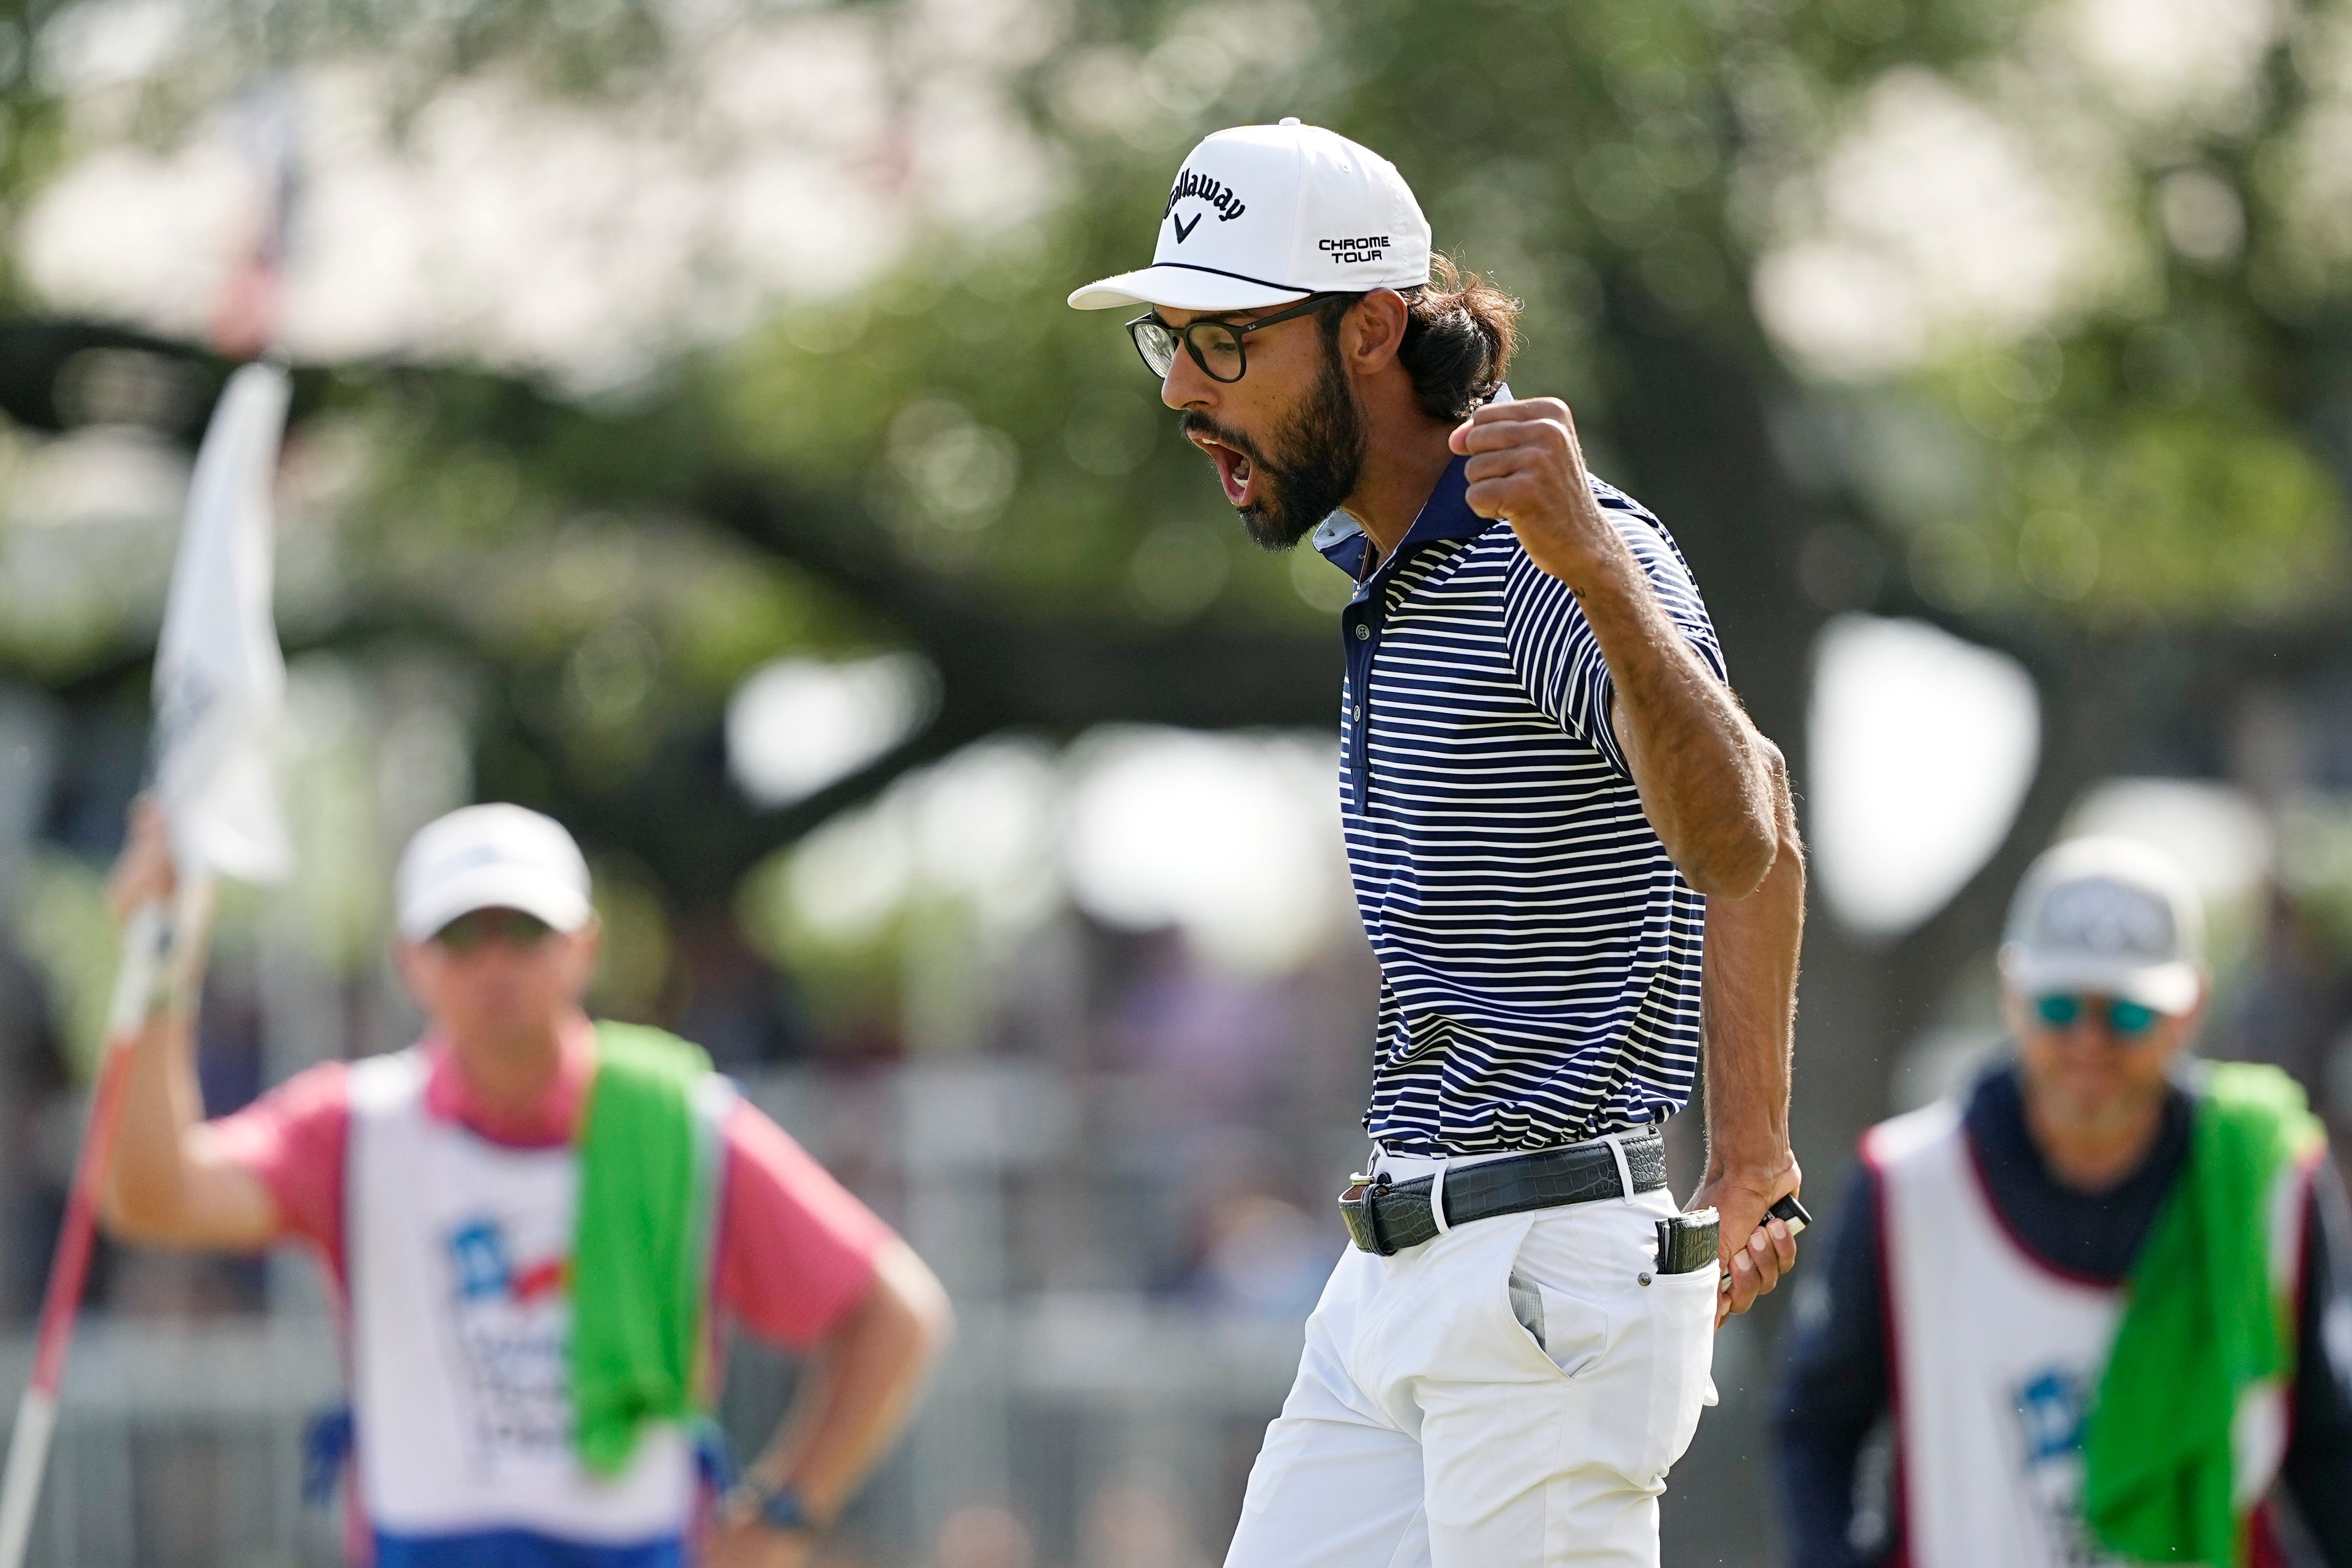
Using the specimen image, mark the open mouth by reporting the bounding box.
[1189,430,1256,509]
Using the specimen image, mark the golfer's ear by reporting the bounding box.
[1346,290,1409,371]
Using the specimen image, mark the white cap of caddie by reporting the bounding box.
[1999,836,2205,1016]
[394,803,593,943]
[1068,118,1433,313]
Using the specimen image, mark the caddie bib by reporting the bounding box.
[1872,1100,2127,1568]
[1869,1098,2304,1568]
[346,1049,693,1562]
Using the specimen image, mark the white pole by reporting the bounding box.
[0,891,180,1568]
[0,1385,57,1568]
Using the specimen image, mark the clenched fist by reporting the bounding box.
[1447,397,1623,591]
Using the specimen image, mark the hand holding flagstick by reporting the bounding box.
[0,362,293,1568]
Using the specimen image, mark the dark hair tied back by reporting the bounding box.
[1397,256,1521,421]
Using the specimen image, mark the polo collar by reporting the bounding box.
[1309,453,1491,582]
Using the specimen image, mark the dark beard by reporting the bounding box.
[1183,339,1367,552]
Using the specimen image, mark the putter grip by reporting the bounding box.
[1768,1193,1812,1235]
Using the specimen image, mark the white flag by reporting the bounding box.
[152,361,293,884]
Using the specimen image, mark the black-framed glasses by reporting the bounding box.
[433,908,555,953]
[1125,293,1342,383]
[2034,993,2164,1039]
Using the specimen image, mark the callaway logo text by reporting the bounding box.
[1165,167,1248,241]
[1320,235,1390,264]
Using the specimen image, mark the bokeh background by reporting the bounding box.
[0,0,2348,1561]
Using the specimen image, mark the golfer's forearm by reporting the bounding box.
[1700,760,1803,1178]
[1587,558,1775,896]
[756,1240,952,1521]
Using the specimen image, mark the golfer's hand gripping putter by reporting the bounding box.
[1686,1194,1812,1293]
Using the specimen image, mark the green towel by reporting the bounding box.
[569,1022,722,1477]
[2082,1062,2323,1566]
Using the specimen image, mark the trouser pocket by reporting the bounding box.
[1504,1198,1719,1484]
[1506,1267,1611,1380]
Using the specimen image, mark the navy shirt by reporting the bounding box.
[1311,454,1725,1153]
[1774,1062,2352,1565]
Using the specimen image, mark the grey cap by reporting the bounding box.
[1998,835,2204,1015]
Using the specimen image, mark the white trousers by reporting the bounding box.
[1223,1177,1717,1568]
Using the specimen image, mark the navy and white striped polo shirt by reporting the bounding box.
[1315,454,1724,1155]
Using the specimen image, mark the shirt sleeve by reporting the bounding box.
[203,1058,352,1262]
[1501,479,1727,779]
[712,1099,895,1351]
[1773,1159,1891,1568]
[2283,1153,2352,1562]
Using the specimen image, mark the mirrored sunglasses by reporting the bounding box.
[2034,993,2162,1039]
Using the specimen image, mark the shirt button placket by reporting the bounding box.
[1348,609,1378,811]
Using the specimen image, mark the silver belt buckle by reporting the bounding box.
[1337,1174,1395,1255]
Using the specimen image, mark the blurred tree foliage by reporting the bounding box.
[0,0,2347,1141]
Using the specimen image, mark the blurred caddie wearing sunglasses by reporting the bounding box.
[1776,835,2352,1568]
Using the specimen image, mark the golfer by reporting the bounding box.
[99,800,950,1568]
[1071,120,1806,1566]
[1776,838,2352,1566]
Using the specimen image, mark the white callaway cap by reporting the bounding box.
[1068,118,1433,313]
[394,803,594,943]
[1999,836,2205,1016]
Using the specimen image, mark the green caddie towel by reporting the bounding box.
[569,1022,722,1476]
[2082,1062,2323,1566]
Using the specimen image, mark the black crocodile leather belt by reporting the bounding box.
[1336,1133,1668,1256]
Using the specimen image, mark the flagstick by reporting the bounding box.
[0,876,210,1568]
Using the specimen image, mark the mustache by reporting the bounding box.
[1179,411,1265,467]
